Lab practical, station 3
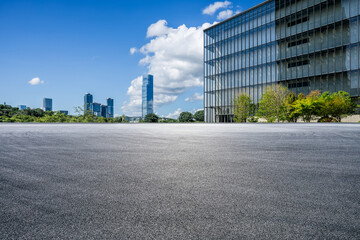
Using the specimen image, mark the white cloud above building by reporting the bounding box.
[217,9,234,20]
[202,1,232,15]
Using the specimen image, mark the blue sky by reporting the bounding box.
[0,0,263,117]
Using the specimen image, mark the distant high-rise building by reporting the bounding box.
[107,98,114,118]
[142,74,153,118]
[59,110,68,115]
[93,102,101,117]
[18,105,26,110]
[84,93,93,115]
[101,105,108,118]
[42,98,52,111]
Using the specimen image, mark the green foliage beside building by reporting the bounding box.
[233,93,255,123]
[144,113,159,123]
[234,85,358,123]
[178,112,194,122]
[193,110,204,122]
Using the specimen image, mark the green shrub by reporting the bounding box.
[318,117,338,123]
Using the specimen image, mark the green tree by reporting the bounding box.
[144,113,159,122]
[292,90,322,122]
[319,91,356,122]
[0,104,20,119]
[193,110,204,122]
[257,84,289,122]
[283,91,300,122]
[178,112,193,122]
[233,93,254,123]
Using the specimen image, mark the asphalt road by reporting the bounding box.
[0,123,360,239]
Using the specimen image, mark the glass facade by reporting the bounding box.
[84,93,93,115]
[42,98,52,112]
[204,0,360,122]
[18,105,26,110]
[142,74,154,118]
[101,105,108,118]
[107,98,114,118]
[93,102,101,117]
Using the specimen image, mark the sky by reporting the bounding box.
[0,0,264,118]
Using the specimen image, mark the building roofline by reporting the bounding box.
[204,0,272,32]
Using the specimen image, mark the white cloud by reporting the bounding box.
[203,1,232,15]
[191,108,204,114]
[217,9,234,20]
[146,20,173,38]
[166,108,182,119]
[121,76,143,116]
[185,92,204,102]
[122,20,213,116]
[28,77,44,85]
[130,47,137,55]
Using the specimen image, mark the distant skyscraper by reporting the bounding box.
[93,102,101,117]
[101,105,108,118]
[18,105,26,110]
[42,98,52,111]
[84,93,93,115]
[142,74,153,118]
[107,98,114,118]
[59,110,68,115]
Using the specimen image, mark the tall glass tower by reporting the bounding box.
[42,98,52,111]
[101,105,108,118]
[93,102,101,117]
[107,98,114,118]
[84,93,93,115]
[142,74,154,118]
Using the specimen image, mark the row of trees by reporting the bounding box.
[0,104,205,123]
[142,110,204,123]
[233,85,358,123]
[0,105,126,123]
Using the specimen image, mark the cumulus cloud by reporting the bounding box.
[130,47,137,55]
[191,108,204,114]
[203,1,232,15]
[28,77,44,85]
[146,20,173,38]
[121,76,143,116]
[217,9,234,20]
[122,20,213,116]
[185,92,204,103]
[166,108,182,119]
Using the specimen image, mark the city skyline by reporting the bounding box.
[84,92,114,118]
[0,0,264,118]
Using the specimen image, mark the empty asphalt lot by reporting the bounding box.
[0,123,360,239]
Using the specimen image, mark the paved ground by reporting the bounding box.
[0,123,359,239]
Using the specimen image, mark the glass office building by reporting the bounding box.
[93,102,101,117]
[107,98,114,118]
[101,105,108,118]
[142,74,154,118]
[204,0,360,122]
[18,105,27,110]
[42,98,52,112]
[84,93,93,115]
